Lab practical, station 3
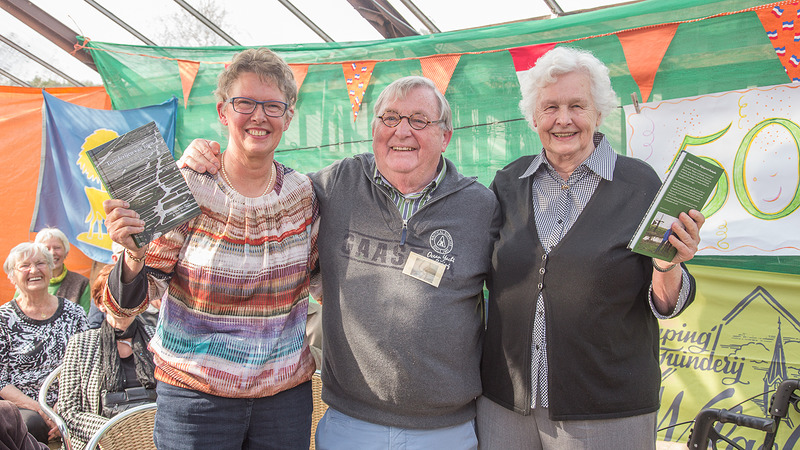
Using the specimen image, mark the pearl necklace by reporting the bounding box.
[221,154,275,197]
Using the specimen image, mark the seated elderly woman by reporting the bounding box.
[57,264,156,449]
[33,227,91,314]
[0,243,88,445]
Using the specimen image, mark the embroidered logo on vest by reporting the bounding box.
[429,229,453,255]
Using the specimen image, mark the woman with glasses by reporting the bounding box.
[0,242,88,446]
[103,48,319,450]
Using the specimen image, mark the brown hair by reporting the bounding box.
[91,264,115,309]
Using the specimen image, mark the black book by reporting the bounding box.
[87,121,201,248]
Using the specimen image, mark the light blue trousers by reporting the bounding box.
[315,407,478,450]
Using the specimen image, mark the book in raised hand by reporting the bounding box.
[628,151,724,261]
[87,121,201,248]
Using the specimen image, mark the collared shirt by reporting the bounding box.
[374,158,447,221]
[521,132,690,408]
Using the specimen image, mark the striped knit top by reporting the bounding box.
[132,163,318,398]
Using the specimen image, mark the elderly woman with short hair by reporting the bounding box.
[33,227,91,314]
[0,242,88,445]
[479,46,705,449]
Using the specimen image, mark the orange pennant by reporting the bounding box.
[342,62,376,122]
[177,60,200,109]
[755,3,800,82]
[289,64,309,94]
[617,24,679,102]
[420,55,461,94]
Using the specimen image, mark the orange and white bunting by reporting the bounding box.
[342,62,375,121]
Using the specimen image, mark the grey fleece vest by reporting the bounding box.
[310,153,500,429]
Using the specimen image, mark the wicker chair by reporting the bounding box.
[310,370,328,450]
[38,364,73,450]
[84,402,157,450]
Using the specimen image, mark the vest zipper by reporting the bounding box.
[400,220,408,245]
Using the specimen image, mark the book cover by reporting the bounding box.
[628,151,724,260]
[87,121,201,248]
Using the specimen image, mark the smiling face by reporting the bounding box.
[372,86,452,194]
[11,252,52,297]
[41,237,66,275]
[533,71,601,172]
[746,124,799,215]
[217,72,293,159]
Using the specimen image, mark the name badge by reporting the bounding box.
[403,251,446,287]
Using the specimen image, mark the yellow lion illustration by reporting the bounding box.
[76,129,118,247]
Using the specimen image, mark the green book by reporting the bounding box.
[86,121,201,248]
[628,151,724,261]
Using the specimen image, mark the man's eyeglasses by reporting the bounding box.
[228,97,289,117]
[378,112,442,130]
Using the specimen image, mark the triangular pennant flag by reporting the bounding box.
[177,60,201,109]
[420,54,461,94]
[342,62,376,122]
[756,3,800,82]
[618,24,679,102]
[508,43,556,86]
[289,64,309,93]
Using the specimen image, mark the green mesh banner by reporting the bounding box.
[84,0,798,274]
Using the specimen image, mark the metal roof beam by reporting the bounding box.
[83,0,156,46]
[398,0,439,33]
[347,0,418,39]
[543,0,564,16]
[277,0,334,43]
[0,33,84,85]
[0,0,96,71]
[0,66,31,87]
[173,0,240,46]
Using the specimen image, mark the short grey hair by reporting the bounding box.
[4,242,54,279]
[372,76,453,133]
[34,227,70,254]
[518,46,618,129]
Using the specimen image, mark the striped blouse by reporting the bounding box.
[113,162,319,398]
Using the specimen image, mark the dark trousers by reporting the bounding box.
[154,381,313,450]
[16,409,48,445]
[0,401,49,450]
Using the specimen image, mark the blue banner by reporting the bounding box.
[32,92,178,263]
